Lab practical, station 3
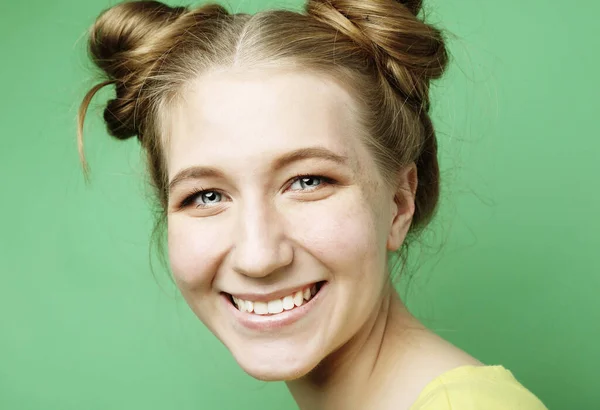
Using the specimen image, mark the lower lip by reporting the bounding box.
[222,282,328,331]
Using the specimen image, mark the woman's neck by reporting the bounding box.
[285,283,427,410]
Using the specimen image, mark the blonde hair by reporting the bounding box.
[77,0,449,259]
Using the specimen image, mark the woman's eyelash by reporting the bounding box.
[178,174,336,209]
[179,187,208,209]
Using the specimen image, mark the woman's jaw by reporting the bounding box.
[216,278,360,381]
[174,274,394,383]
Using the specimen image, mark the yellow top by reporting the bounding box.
[410,365,548,410]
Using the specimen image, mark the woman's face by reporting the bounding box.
[165,68,414,380]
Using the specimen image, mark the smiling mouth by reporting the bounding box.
[226,281,326,315]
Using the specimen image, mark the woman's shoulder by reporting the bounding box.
[409,365,548,410]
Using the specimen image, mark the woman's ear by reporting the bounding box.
[386,162,418,252]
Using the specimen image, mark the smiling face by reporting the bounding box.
[164,68,415,381]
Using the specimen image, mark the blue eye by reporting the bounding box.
[179,174,335,209]
[199,191,221,205]
[289,175,324,191]
[178,188,222,209]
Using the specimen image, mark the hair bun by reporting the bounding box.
[88,1,188,139]
[90,1,187,80]
[307,0,447,112]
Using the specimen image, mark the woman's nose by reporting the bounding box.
[231,200,293,278]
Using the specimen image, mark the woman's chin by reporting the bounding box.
[239,360,314,382]
[231,344,322,381]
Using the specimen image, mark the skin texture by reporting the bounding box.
[164,68,480,409]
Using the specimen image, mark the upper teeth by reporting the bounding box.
[232,284,318,315]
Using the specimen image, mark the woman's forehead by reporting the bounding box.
[164,69,367,176]
[172,68,358,135]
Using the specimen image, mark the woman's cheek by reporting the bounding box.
[167,216,221,290]
[293,197,378,267]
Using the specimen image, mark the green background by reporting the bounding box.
[1,0,597,408]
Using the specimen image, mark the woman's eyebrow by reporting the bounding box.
[168,146,349,194]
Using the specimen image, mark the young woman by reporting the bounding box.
[77,1,548,408]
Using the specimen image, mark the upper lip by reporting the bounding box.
[224,281,323,302]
